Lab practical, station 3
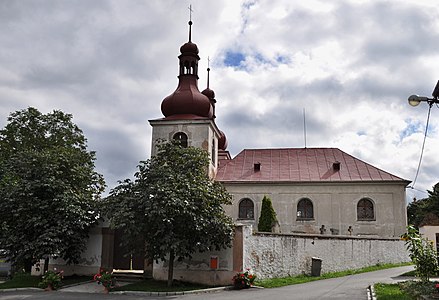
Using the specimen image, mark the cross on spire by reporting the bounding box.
[187,5,194,42]
[207,56,211,88]
[188,5,193,21]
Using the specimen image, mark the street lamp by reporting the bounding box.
[408,80,439,107]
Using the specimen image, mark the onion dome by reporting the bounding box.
[161,77,213,118]
[180,41,199,55]
[202,87,215,99]
[160,20,213,119]
[218,130,228,150]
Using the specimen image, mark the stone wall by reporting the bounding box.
[243,226,410,279]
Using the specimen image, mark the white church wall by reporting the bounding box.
[48,226,103,276]
[223,182,407,238]
[243,226,410,279]
[152,246,235,286]
[149,119,220,178]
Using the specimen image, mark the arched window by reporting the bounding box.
[173,132,188,148]
[357,198,375,220]
[238,198,254,219]
[297,198,314,220]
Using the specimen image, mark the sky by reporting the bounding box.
[1,0,439,201]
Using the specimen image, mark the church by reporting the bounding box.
[47,19,410,284]
[150,19,409,238]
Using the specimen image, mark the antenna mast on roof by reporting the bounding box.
[303,108,307,148]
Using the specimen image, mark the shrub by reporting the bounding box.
[93,270,116,290]
[232,269,256,289]
[401,225,438,282]
[258,195,277,232]
[38,270,63,290]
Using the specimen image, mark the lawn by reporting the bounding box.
[255,262,412,288]
[375,281,439,300]
[0,273,91,290]
[374,283,412,300]
[113,279,210,292]
[0,273,40,289]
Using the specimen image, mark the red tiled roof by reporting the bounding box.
[216,148,409,183]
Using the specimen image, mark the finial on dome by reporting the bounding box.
[188,5,193,42]
[207,56,211,88]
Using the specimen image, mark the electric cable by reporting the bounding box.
[411,104,433,189]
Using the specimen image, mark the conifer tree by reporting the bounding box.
[258,195,277,232]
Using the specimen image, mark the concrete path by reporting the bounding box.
[179,265,415,300]
[0,265,414,300]
[61,281,131,293]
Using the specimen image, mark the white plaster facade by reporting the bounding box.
[152,247,235,286]
[149,118,221,178]
[420,225,439,246]
[48,226,103,276]
[223,182,408,238]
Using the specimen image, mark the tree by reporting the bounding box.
[401,225,438,282]
[105,140,234,286]
[257,195,277,232]
[0,107,105,272]
[407,182,439,228]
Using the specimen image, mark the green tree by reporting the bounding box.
[401,225,438,282]
[0,107,105,272]
[105,140,234,286]
[407,183,439,228]
[258,195,277,232]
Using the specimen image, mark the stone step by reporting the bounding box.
[112,271,144,282]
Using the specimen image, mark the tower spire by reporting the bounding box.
[188,5,193,42]
[207,56,211,89]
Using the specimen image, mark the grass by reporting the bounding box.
[0,273,40,289]
[0,273,91,290]
[255,262,412,288]
[113,279,210,292]
[400,270,416,277]
[374,283,412,300]
[399,281,437,299]
[61,275,92,286]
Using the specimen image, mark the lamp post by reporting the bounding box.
[408,80,439,107]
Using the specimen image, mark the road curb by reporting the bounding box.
[367,285,376,300]
[0,287,41,292]
[112,286,232,296]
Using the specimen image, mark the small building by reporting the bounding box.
[419,213,439,252]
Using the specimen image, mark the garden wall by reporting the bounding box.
[243,226,410,279]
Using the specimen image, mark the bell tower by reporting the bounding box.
[149,19,227,179]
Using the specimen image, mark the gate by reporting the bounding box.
[112,229,144,270]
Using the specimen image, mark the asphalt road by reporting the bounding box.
[0,265,414,300]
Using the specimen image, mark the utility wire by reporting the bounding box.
[411,104,433,189]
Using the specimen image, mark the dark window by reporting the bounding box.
[297,198,314,219]
[211,139,215,164]
[239,198,254,219]
[173,132,188,148]
[357,198,375,220]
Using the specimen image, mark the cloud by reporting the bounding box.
[1,0,438,202]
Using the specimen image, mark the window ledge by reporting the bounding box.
[296,218,315,222]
